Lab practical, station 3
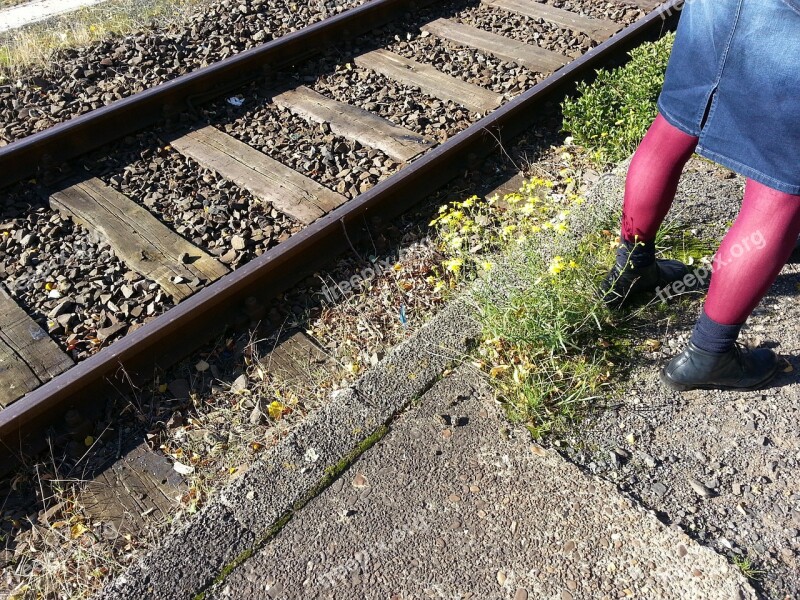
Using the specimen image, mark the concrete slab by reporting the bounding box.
[208,366,755,600]
[0,0,110,33]
[98,300,481,600]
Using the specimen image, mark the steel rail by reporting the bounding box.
[0,1,681,468]
[0,0,436,191]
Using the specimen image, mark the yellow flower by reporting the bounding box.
[444,258,463,273]
[554,222,568,234]
[568,260,578,269]
[448,236,463,250]
[548,256,566,276]
[481,261,494,271]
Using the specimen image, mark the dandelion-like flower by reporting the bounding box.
[548,256,566,275]
[444,258,464,273]
[502,224,517,236]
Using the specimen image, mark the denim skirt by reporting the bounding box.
[657,0,800,194]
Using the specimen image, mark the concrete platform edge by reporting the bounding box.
[96,299,481,600]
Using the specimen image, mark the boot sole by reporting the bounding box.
[659,363,780,392]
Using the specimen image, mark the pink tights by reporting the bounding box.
[622,113,800,325]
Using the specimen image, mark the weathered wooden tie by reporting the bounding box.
[482,0,621,40]
[169,126,347,225]
[0,290,73,407]
[81,443,187,536]
[50,178,229,302]
[272,86,434,163]
[259,330,332,387]
[354,49,504,114]
[421,18,569,73]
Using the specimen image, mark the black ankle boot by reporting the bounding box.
[599,254,689,306]
[660,341,779,391]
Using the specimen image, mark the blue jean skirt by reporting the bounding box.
[657,0,800,194]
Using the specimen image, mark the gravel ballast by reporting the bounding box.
[0,0,367,142]
[91,131,302,269]
[208,98,400,199]
[0,187,173,359]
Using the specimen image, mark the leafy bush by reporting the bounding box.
[562,33,675,165]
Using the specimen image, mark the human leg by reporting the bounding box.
[661,179,800,390]
[621,112,699,243]
[600,113,698,305]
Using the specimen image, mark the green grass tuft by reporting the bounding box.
[732,555,765,581]
[429,172,714,439]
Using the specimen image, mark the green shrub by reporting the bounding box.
[562,33,675,165]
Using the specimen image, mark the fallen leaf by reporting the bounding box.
[530,444,547,457]
[643,339,661,352]
[173,461,194,475]
[267,400,286,420]
[489,365,510,378]
[70,522,88,539]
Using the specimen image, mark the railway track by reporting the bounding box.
[0,0,677,469]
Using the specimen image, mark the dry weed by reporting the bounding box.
[0,0,211,74]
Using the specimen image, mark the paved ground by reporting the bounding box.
[0,0,109,33]
[97,158,798,600]
[207,366,754,600]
